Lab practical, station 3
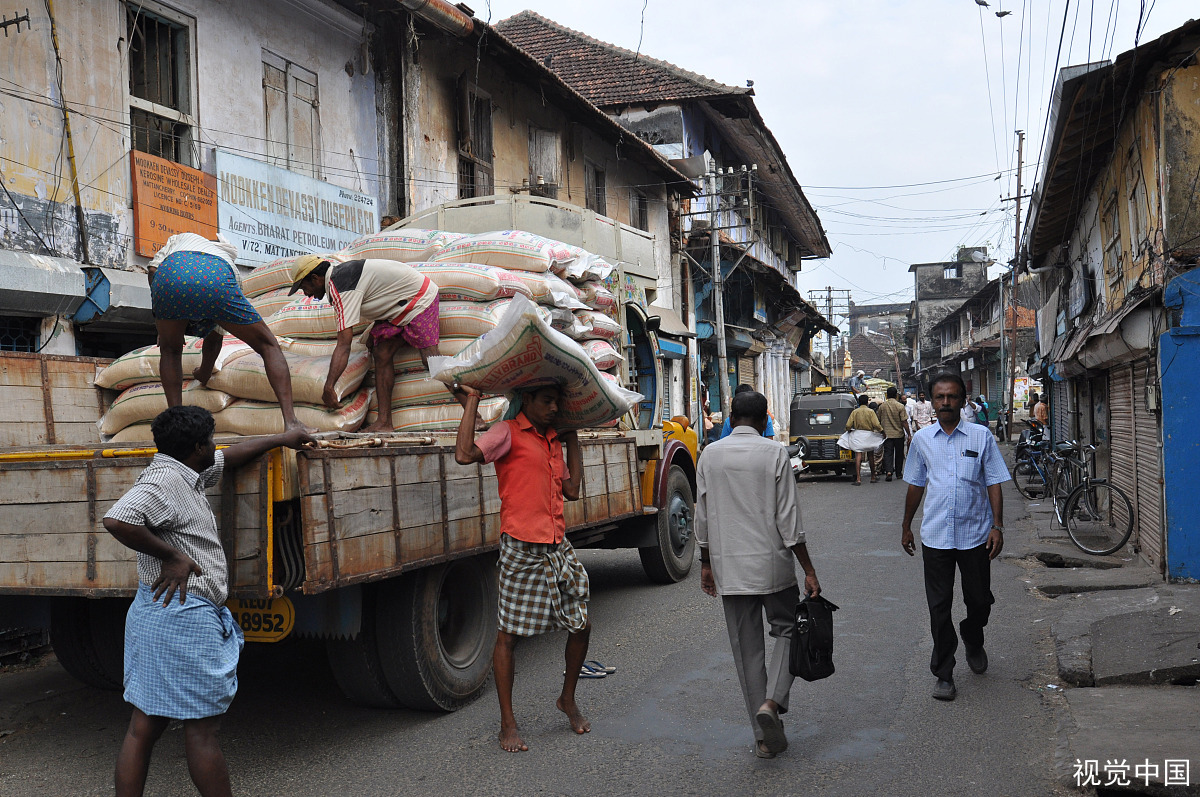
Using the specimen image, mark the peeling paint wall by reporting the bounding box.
[1162,62,1200,261]
[0,0,378,271]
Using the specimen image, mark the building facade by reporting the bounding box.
[908,247,991,384]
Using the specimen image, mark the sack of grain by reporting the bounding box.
[560,246,615,282]
[506,270,552,304]
[573,310,622,341]
[438,299,511,338]
[215,389,372,435]
[94,337,253,391]
[413,262,531,302]
[578,281,617,310]
[207,349,369,405]
[277,337,368,358]
[250,287,298,319]
[99,380,234,435]
[106,423,154,443]
[581,339,624,371]
[428,230,572,273]
[428,295,642,430]
[363,397,509,432]
[392,337,474,374]
[266,296,370,339]
[367,372,459,414]
[540,273,587,310]
[341,229,446,263]
[242,258,297,298]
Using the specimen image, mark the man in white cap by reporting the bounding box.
[289,255,440,433]
[847,370,867,395]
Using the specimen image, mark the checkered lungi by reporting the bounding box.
[497,534,590,637]
[123,582,244,720]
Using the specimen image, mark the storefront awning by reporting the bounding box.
[0,250,86,316]
[646,302,695,339]
[656,337,687,360]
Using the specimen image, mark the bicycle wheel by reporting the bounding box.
[1064,480,1135,555]
[1011,455,1045,499]
[1050,460,1074,526]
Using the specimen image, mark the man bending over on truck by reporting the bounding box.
[289,254,441,433]
[451,382,589,752]
[103,406,313,797]
[145,232,306,432]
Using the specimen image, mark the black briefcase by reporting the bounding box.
[789,594,839,681]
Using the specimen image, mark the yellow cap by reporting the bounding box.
[288,254,331,294]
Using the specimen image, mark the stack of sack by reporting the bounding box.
[94,228,633,439]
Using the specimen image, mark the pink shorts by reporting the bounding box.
[370,295,441,349]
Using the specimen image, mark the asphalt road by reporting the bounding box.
[0,471,1073,796]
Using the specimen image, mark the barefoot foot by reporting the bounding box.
[359,421,395,434]
[192,366,214,386]
[285,418,317,435]
[498,724,528,753]
[556,696,590,735]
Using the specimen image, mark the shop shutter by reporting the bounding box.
[1108,366,1137,557]
[1051,379,1071,443]
[1133,358,1164,570]
[737,356,755,388]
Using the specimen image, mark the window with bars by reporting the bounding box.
[127,2,196,166]
[0,316,39,352]
[263,53,322,179]
[457,87,493,199]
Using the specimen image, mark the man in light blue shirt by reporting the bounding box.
[901,372,1008,702]
[718,384,776,439]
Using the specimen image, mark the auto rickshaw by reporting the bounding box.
[790,387,859,478]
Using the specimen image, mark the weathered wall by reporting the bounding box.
[0,0,377,270]
[1161,62,1200,261]
[402,35,672,296]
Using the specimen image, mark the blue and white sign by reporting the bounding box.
[215,150,378,266]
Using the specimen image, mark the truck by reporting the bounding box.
[0,195,699,711]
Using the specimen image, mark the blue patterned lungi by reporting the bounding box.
[150,251,262,338]
[123,582,244,720]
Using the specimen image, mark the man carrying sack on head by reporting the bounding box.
[289,255,440,433]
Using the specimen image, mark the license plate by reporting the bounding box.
[226,596,295,643]
[810,412,833,425]
[839,449,852,460]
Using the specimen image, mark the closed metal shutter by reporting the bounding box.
[1133,359,1164,570]
[737,356,755,388]
[1108,366,1137,555]
[1051,379,1071,442]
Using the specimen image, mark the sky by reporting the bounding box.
[476,0,1198,320]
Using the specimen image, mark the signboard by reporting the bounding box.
[130,151,218,257]
[215,150,378,266]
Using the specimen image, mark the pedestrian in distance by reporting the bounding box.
[901,373,1010,702]
[847,369,867,395]
[718,383,777,439]
[974,394,991,428]
[844,393,884,485]
[451,382,590,753]
[1032,392,1049,427]
[696,389,821,760]
[102,406,314,797]
[876,386,911,482]
[289,255,441,433]
[146,232,307,432]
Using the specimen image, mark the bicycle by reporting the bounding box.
[1049,440,1090,527]
[1010,420,1056,499]
[1056,442,1136,556]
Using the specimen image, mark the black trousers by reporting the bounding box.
[921,543,995,681]
[883,437,906,476]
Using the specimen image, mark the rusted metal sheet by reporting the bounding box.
[297,438,642,595]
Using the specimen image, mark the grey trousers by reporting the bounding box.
[721,584,801,741]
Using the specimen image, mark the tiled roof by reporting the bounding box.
[495,11,751,107]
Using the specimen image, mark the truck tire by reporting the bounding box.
[374,556,498,712]
[50,597,127,691]
[639,465,696,584]
[324,587,402,709]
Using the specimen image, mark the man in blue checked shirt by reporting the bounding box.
[901,373,1008,702]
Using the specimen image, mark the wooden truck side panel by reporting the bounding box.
[296,437,642,594]
[0,352,113,447]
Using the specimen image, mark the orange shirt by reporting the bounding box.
[476,414,567,544]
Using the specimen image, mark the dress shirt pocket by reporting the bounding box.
[956,451,983,485]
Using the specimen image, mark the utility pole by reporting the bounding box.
[1005,130,1024,441]
[710,167,732,417]
[826,288,834,374]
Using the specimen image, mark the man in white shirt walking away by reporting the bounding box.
[696,390,822,760]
